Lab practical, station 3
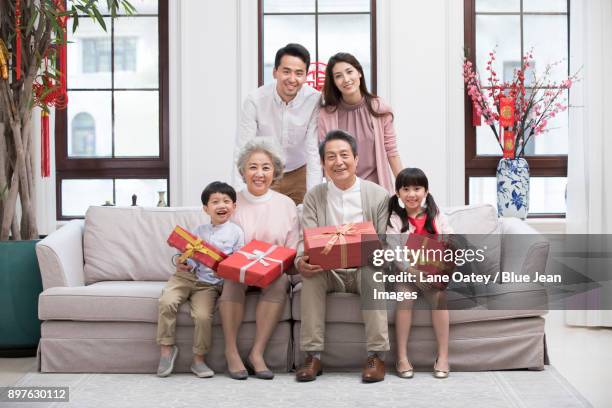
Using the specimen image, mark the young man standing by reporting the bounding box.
[234,43,322,205]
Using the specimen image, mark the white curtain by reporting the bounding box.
[565,0,612,326]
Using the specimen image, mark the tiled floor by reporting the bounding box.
[544,310,612,408]
[2,312,611,407]
[0,356,36,387]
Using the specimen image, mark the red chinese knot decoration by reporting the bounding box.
[31,0,68,177]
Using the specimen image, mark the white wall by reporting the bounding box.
[170,0,466,207]
[377,0,465,207]
[170,0,241,206]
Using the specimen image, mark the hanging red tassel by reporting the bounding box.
[56,0,67,97]
[59,37,66,95]
[15,0,22,80]
[41,110,50,177]
[472,100,481,126]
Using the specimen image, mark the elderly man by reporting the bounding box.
[295,130,390,383]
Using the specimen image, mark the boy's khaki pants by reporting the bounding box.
[299,266,390,353]
[156,271,221,355]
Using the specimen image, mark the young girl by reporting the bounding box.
[386,168,453,379]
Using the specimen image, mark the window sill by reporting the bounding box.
[525,218,566,234]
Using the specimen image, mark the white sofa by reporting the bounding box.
[36,204,549,373]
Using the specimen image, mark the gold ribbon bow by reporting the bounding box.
[174,227,223,264]
[319,223,358,256]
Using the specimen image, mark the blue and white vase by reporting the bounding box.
[496,158,530,219]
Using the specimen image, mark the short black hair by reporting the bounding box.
[201,181,237,206]
[274,43,311,70]
[318,129,358,161]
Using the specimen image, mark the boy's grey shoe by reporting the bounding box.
[191,361,214,378]
[157,345,178,377]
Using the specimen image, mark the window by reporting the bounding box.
[464,0,569,217]
[56,0,169,219]
[71,113,96,156]
[259,0,376,91]
[83,37,137,73]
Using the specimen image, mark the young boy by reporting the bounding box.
[156,181,244,378]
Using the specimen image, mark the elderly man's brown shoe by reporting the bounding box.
[296,355,322,382]
[362,355,385,383]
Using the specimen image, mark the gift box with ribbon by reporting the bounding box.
[166,225,228,271]
[304,222,380,270]
[216,240,296,288]
[405,234,455,290]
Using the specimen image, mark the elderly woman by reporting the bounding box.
[219,137,300,380]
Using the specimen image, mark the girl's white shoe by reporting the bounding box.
[433,358,450,379]
[396,359,414,379]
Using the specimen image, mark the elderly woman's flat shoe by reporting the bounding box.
[245,359,274,380]
[228,369,248,380]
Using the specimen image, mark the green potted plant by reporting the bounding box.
[0,0,134,355]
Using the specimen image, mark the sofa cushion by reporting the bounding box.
[83,206,208,283]
[38,281,291,324]
[444,204,498,234]
[443,204,502,280]
[290,286,546,325]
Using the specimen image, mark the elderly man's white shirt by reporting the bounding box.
[326,177,364,225]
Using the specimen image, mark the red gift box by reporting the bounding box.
[216,240,296,288]
[166,225,228,271]
[405,234,454,290]
[304,222,380,270]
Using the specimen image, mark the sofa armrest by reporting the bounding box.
[500,218,550,282]
[36,220,85,289]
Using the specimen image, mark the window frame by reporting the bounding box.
[463,0,569,218]
[55,0,169,220]
[257,0,377,93]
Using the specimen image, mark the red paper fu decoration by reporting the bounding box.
[306,62,327,91]
[503,129,515,159]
